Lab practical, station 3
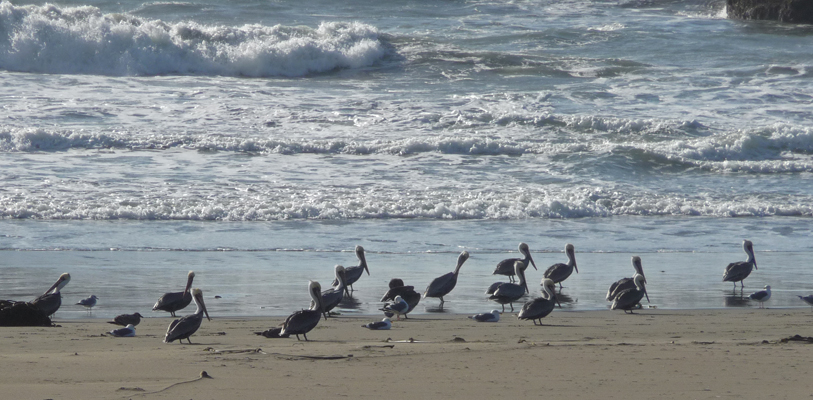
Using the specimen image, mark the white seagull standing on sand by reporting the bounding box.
[362,318,392,330]
[468,310,501,322]
[380,295,409,320]
[749,285,771,308]
[108,324,136,337]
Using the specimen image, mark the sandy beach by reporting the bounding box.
[1,308,812,400]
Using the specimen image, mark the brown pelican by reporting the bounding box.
[518,278,560,325]
[468,310,501,322]
[280,281,324,341]
[486,261,529,312]
[108,324,136,337]
[492,243,537,283]
[380,295,409,320]
[362,317,392,330]
[108,313,144,326]
[606,256,650,303]
[749,285,771,308]
[315,265,347,319]
[798,295,813,310]
[722,240,757,289]
[153,271,195,317]
[163,288,210,344]
[380,278,421,317]
[76,295,98,311]
[29,273,71,317]
[543,244,578,290]
[611,274,648,313]
[332,246,368,294]
[423,251,470,306]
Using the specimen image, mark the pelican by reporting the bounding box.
[163,288,211,344]
[315,265,347,320]
[749,285,771,308]
[606,256,650,303]
[518,278,560,325]
[380,278,421,316]
[492,243,537,283]
[153,271,195,317]
[108,313,144,326]
[29,273,71,317]
[723,240,757,289]
[611,274,648,313]
[332,246,368,294]
[280,281,324,341]
[362,318,392,330]
[380,295,409,320]
[798,295,813,310]
[255,326,290,338]
[76,295,98,310]
[423,251,470,306]
[543,244,577,290]
[468,310,501,322]
[486,261,529,312]
[108,324,136,337]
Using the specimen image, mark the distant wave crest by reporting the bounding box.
[0,2,392,76]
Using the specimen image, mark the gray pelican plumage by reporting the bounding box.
[153,271,195,317]
[280,281,324,341]
[163,288,210,344]
[108,313,144,326]
[722,240,757,289]
[29,273,71,317]
[423,251,470,306]
[362,317,392,330]
[798,295,813,310]
[381,278,421,317]
[316,265,347,319]
[487,261,529,312]
[332,246,368,294]
[108,324,136,337]
[380,295,409,320]
[468,309,501,322]
[611,274,648,313]
[543,243,578,290]
[76,295,98,310]
[749,285,771,308]
[518,278,560,325]
[492,243,537,283]
[606,256,650,303]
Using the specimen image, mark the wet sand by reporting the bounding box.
[1,309,811,399]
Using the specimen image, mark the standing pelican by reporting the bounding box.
[749,285,771,308]
[29,273,71,317]
[486,261,529,312]
[108,313,144,326]
[492,243,537,283]
[153,271,195,317]
[381,278,421,316]
[798,295,813,310]
[607,256,650,303]
[423,251,470,306]
[280,281,324,341]
[332,246,368,294]
[543,244,578,290]
[518,279,560,325]
[163,288,211,344]
[723,240,757,289]
[611,274,648,313]
[316,265,347,320]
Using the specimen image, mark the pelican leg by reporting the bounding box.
[509,275,515,283]
[303,333,309,341]
[509,303,514,312]
[187,338,192,344]
[558,282,564,290]
[501,304,505,313]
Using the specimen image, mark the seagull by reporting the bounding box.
[492,243,537,283]
[108,324,136,337]
[749,285,771,309]
[380,295,409,320]
[362,318,392,330]
[380,278,421,317]
[722,240,757,289]
[797,295,813,311]
[76,295,98,312]
[468,310,501,322]
[543,243,578,290]
[423,251,470,306]
[255,326,290,338]
[108,313,144,326]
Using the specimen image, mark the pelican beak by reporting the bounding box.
[753,261,758,270]
[574,262,579,274]
[528,255,537,271]
[523,280,529,294]
[196,292,211,321]
[643,287,650,303]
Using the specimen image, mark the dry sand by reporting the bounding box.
[1,308,812,399]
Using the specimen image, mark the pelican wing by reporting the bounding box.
[163,314,203,343]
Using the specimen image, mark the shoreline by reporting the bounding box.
[3,309,812,399]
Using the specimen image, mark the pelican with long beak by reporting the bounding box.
[723,240,757,289]
[611,274,648,314]
[492,243,537,283]
[607,256,650,303]
[543,243,578,290]
[333,246,368,295]
[317,265,347,319]
[153,271,195,317]
[486,261,530,312]
[29,273,71,317]
[163,288,211,344]
[281,281,324,341]
[423,251,470,306]
[518,278,561,325]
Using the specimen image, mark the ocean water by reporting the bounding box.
[1,0,812,319]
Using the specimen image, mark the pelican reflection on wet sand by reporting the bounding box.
[423,251,470,307]
[492,243,537,283]
[722,240,757,290]
[543,244,578,290]
[280,281,324,341]
[153,271,195,317]
[163,288,210,344]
